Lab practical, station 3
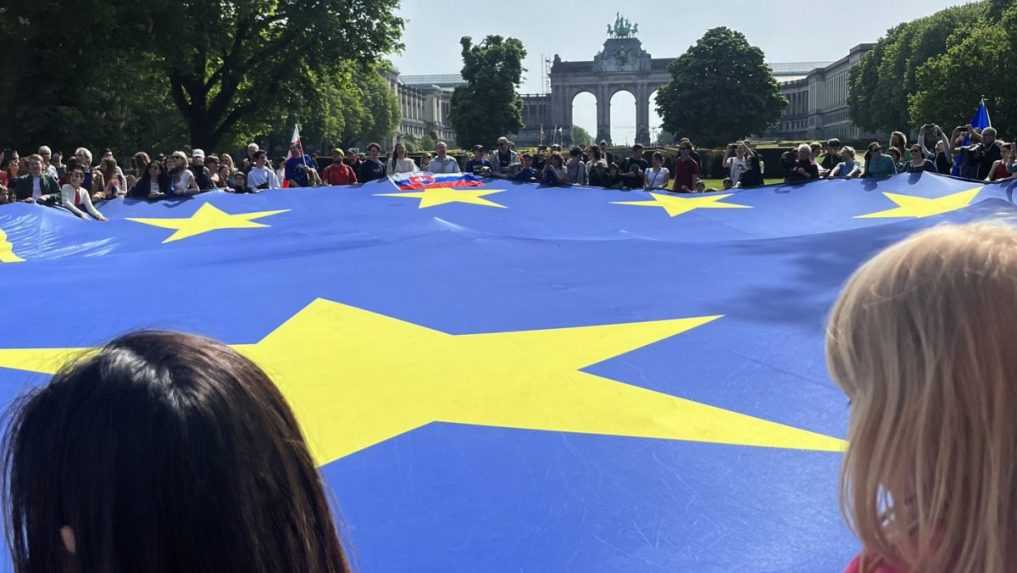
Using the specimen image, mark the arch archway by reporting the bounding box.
[570,91,597,147]
[610,90,637,147]
[649,89,664,144]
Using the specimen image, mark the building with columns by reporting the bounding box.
[765,44,878,141]
[385,71,458,146]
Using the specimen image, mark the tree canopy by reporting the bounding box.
[655,27,785,148]
[0,0,403,154]
[847,1,986,133]
[908,3,1017,133]
[449,35,526,148]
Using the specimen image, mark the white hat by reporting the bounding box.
[192,149,205,160]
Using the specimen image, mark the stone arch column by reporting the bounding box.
[635,83,651,145]
[596,84,612,145]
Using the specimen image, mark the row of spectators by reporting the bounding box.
[778,125,1015,184]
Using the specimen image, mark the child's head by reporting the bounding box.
[827,223,1017,572]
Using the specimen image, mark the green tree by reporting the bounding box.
[655,27,785,147]
[571,126,593,146]
[909,5,1017,133]
[450,35,526,148]
[847,2,985,133]
[0,0,403,154]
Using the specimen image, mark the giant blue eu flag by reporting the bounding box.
[1,171,1014,572]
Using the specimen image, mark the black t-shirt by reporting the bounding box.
[190,165,212,190]
[820,153,838,171]
[934,153,951,174]
[975,142,1002,180]
[357,159,386,182]
[621,157,648,174]
[531,155,547,171]
[740,156,764,187]
[907,159,937,173]
[786,159,818,182]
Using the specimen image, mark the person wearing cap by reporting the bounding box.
[427,141,461,174]
[189,149,213,190]
[862,142,897,179]
[464,146,492,175]
[491,136,518,177]
[356,143,386,182]
[322,149,358,185]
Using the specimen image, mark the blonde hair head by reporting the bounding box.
[827,223,1017,573]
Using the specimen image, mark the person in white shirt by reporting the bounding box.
[644,152,671,190]
[386,143,417,175]
[168,151,201,196]
[724,144,747,187]
[246,151,281,192]
[38,146,59,179]
[60,166,107,221]
[427,142,460,174]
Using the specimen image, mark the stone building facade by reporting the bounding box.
[385,71,459,146]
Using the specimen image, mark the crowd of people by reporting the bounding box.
[779,124,1015,184]
[2,221,1017,572]
[1,123,1014,222]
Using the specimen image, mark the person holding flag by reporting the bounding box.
[283,125,319,188]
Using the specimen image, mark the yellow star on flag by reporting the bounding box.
[613,192,751,218]
[376,187,506,209]
[126,202,290,243]
[0,228,23,263]
[0,299,844,466]
[856,187,983,219]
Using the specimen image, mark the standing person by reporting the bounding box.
[0,331,353,573]
[724,143,747,186]
[385,143,416,175]
[986,142,1013,181]
[284,142,319,187]
[37,146,59,179]
[541,152,568,186]
[918,124,952,174]
[321,149,358,185]
[672,143,700,192]
[189,149,213,190]
[60,165,107,220]
[643,152,670,190]
[13,154,61,202]
[786,144,819,183]
[205,155,222,188]
[620,144,648,189]
[738,142,764,187]
[51,151,67,181]
[906,144,937,173]
[512,154,539,182]
[972,127,1003,180]
[246,150,281,192]
[829,146,862,178]
[889,131,909,162]
[242,143,259,173]
[356,143,386,182]
[168,151,201,195]
[426,142,460,174]
[863,142,898,179]
[827,223,1017,573]
[464,146,492,175]
[819,139,842,175]
[491,136,518,177]
[129,160,170,199]
[99,157,128,199]
[565,146,588,185]
[587,145,610,187]
[73,148,99,195]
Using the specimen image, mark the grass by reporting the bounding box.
[694,178,785,190]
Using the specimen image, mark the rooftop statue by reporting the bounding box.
[607,12,638,39]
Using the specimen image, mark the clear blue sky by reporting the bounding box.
[391,0,974,144]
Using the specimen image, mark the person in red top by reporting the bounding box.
[672,143,700,193]
[321,149,358,186]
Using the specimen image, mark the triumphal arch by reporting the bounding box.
[547,14,669,145]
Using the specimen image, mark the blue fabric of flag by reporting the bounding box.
[972,98,992,130]
[0,172,1015,572]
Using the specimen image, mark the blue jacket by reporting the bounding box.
[284,155,318,187]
